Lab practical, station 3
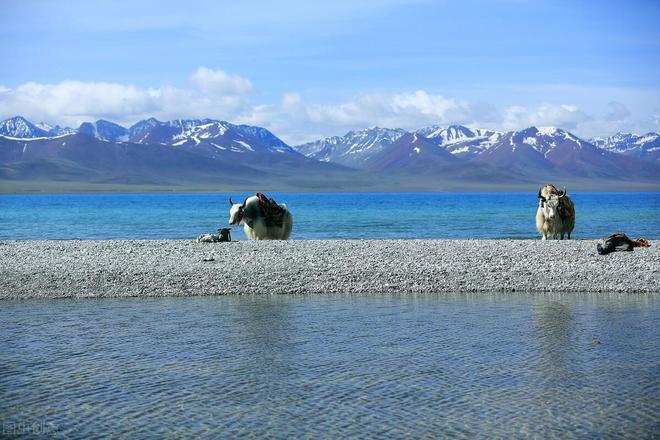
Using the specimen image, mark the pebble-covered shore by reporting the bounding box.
[0,240,658,299]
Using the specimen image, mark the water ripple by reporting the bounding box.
[0,294,658,438]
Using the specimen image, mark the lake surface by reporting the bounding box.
[1,192,658,240]
[0,293,658,438]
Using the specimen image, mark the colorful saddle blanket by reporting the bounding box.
[256,193,286,228]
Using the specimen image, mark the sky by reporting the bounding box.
[1,0,659,144]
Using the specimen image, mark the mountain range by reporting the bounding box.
[0,116,357,190]
[0,116,658,191]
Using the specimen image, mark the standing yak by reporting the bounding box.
[228,193,293,240]
[536,184,575,240]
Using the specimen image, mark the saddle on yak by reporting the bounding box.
[256,193,286,228]
[597,232,650,255]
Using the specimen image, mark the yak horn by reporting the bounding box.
[538,187,543,198]
[229,197,234,206]
[558,187,566,198]
[241,197,248,208]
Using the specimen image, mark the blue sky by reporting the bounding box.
[1,0,659,143]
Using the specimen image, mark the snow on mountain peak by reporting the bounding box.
[413,124,502,158]
[417,124,480,145]
[591,131,660,157]
[535,126,561,136]
[294,126,406,166]
[0,116,49,138]
[523,136,537,146]
[36,122,53,131]
[2,116,658,165]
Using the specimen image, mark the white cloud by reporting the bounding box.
[605,101,630,122]
[0,68,657,144]
[240,93,596,143]
[189,67,254,96]
[500,103,590,131]
[0,68,253,127]
[301,90,483,129]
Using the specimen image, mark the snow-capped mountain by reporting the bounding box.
[294,124,501,165]
[47,125,77,136]
[0,119,350,187]
[295,124,659,180]
[362,131,520,183]
[124,118,298,157]
[415,124,502,157]
[127,118,217,145]
[364,132,456,172]
[591,132,660,160]
[35,122,53,132]
[128,118,160,142]
[475,126,659,180]
[1,116,659,187]
[294,127,407,167]
[0,116,78,138]
[476,127,585,171]
[0,116,298,157]
[0,116,50,138]
[295,124,502,165]
[232,124,291,151]
[79,120,129,142]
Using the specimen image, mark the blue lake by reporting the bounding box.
[1,192,658,240]
[0,293,658,438]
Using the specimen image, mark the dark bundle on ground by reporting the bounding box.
[597,233,650,255]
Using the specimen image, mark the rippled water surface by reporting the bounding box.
[1,192,658,239]
[1,294,658,438]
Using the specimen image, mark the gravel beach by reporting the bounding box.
[0,240,658,299]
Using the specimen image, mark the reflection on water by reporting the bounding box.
[0,293,658,438]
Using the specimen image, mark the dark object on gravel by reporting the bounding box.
[197,228,232,243]
[218,228,232,242]
[597,233,650,255]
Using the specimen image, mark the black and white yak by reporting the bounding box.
[228,193,293,240]
[536,184,575,240]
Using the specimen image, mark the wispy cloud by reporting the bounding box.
[1,67,658,144]
[0,68,254,128]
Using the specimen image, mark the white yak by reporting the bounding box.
[228,193,293,240]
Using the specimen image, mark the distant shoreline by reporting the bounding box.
[2,180,660,195]
[1,240,658,299]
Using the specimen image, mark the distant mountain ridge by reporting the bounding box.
[591,132,660,160]
[0,115,658,189]
[78,120,128,142]
[294,123,660,164]
[295,123,659,183]
[1,115,657,161]
[414,125,502,158]
[0,116,51,138]
[295,127,407,167]
[0,115,357,189]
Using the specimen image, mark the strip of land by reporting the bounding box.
[0,240,658,299]
[3,179,660,194]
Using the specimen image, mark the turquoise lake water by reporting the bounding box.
[1,294,658,438]
[1,192,658,240]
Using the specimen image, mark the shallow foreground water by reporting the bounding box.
[1,294,658,438]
